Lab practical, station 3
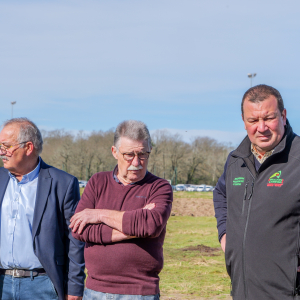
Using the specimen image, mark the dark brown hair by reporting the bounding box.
[241,84,284,116]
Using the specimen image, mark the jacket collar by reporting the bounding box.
[32,159,52,240]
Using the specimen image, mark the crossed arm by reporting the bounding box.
[70,203,155,243]
[70,175,172,245]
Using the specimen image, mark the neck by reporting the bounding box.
[252,144,266,156]
[12,157,39,182]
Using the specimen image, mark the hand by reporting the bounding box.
[143,203,155,210]
[65,295,83,300]
[70,208,102,234]
[221,234,226,252]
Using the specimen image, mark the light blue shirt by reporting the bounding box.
[0,158,42,269]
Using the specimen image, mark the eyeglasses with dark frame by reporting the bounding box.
[0,141,30,154]
[120,151,151,161]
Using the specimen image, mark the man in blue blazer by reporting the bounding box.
[0,117,85,300]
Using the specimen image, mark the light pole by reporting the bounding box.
[11,101,16,118]
[248,73,257,87]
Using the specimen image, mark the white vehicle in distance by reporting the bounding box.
[205,185,214,192]
[196,185,206,192]
[186,185,198,192]
[175,184,185,191]
[78,180,88,188]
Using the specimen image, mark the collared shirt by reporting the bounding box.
[0,158,42,269]
[251,143,274,164]
[113,165,148,186]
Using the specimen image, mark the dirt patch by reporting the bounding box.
[180,244,221,256]
[171,198,214,217]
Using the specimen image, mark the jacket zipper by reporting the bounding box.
[242,181,249,215]
[242,162,255,300]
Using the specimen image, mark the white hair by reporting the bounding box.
[2,118,43,155]
[114,120,152,150]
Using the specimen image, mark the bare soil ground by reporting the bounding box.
[171,197,215,217]
[180,244,220,256]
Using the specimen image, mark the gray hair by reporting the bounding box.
[2,118,43,155]
[114,120,152,150]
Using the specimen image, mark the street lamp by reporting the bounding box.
[11,101,16,118]
[247,73,257,87]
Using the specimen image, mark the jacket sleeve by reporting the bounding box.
[122,180,173,238]
[63,177,86,296]
[213,153,230,242]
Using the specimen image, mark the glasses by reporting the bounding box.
[120,151,151,161]
[0,141,29,154]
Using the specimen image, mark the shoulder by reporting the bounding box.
[88,171,112,185]
[223,151,239,171]
[84,171,113,190]
[40,160,78,184]
[143,172,173,192]
[0,167,9,175]
[288,134,300,161]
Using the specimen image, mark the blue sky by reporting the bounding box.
[1,0,300,145]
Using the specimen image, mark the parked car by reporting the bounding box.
[186,185,198,192]
[196,184,206,192]
[78,180,88,188]
[175,184,185,191]
[205,185,215,192]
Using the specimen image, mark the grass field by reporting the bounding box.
[160,216,230,299]
[173,191,213,199]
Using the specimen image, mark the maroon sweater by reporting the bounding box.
[72,171,173,295]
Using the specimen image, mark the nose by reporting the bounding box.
[257,119,268,132]
[131,154,141,166]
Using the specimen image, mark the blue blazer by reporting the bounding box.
[0,160,85,300]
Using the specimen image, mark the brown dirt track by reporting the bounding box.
[171,197,215,217]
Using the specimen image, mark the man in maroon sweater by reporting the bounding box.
[70,120,173,300]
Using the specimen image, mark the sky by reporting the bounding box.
[1,0,300,146]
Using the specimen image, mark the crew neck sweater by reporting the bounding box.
[72,170,173,295]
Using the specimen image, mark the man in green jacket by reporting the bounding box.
[214,84,300,300]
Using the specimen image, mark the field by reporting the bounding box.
[79,189,231,299]
[160,192,231,300]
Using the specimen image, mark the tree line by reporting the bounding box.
[0,129,233,185]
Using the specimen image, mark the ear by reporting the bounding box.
[242,114,247,130]
[111,146,118,160]
[25,142,35,156]
[281,109,287,126]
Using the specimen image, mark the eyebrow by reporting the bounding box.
[247,112,278,120]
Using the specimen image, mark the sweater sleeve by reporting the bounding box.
[213,153,230,242]
[72,177,113,245]
[122,180,173,238]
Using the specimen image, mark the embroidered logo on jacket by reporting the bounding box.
[267,171,284,187]
[233,177,244,186]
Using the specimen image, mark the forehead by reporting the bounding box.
[243,95,279,117]
[118,137,149,151]
[0,125,19,143]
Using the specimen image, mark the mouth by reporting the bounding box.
[257,135,271,140]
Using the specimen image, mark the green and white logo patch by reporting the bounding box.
[233,177,245,186]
